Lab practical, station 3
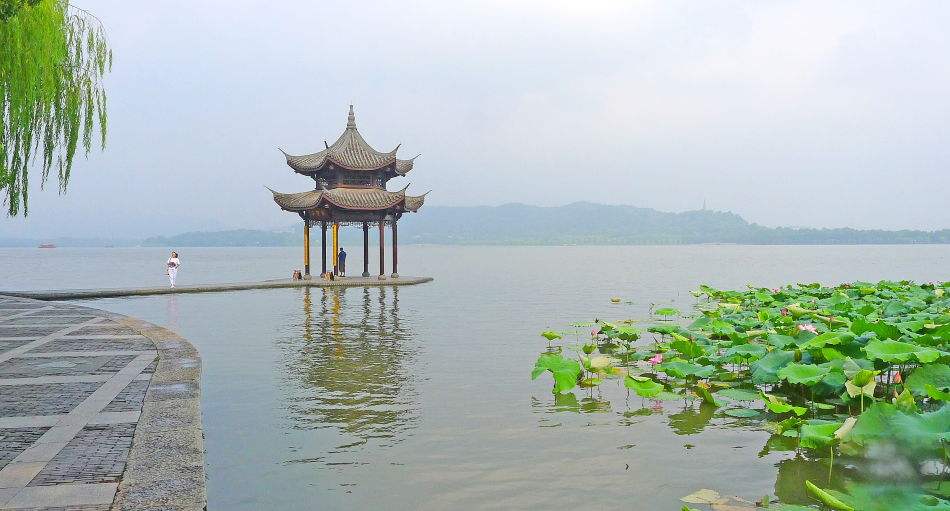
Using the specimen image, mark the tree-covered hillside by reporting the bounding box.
[138,202,950,247]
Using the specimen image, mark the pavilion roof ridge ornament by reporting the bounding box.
[347,104,356,129]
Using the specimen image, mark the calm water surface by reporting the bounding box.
[1,245,948,509]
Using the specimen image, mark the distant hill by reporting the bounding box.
[138,202,950,247]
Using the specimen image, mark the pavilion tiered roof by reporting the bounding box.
[280,106,418,175]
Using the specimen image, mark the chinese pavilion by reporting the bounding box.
[268,106,427,279]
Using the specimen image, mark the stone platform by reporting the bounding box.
[3,275,434,301]
[0,295,205,511]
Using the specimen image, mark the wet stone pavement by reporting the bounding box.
[0,296,170,510]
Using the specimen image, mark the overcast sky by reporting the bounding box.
[3,0,949,238]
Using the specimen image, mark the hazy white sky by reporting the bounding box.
[3,0,949,238]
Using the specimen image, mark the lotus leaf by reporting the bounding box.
[655,307,680,317]
[807,400,837,410]
[842,357,876,379]
[843,402,950,457]
[671,334,706,359]
[864,340,942,364]
[821,347,846,361]
[724,343,767,361]
[834,417,856,440]
[892,388,919,413]
[750,350,796,384]
[659,361,715,379]
[851,318,901,340]
[805,480,854,511]
[540,330,563,341]
[799,420,843,449]
[925,384,950,401]
[610,325,640,341]
[624,375,664,398]
[798,331,855,350]
[579,377,603,388]
[707,319,736,337]
[681,488,725,505]
[761,392,807,416]
[531,353,582,394]
[716,387,760,402]
[693,385,721,407]
[844,378,876,399]
[837,483,950,511]
[767,334,798,349]
[586,355,620,371]
[777,363,829,386]
[649,324,681,336]
[905,364,950,396]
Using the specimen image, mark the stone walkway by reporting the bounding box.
[4,275,434,301]
[0,295,205,510]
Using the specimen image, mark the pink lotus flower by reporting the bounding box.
[780,308,789,316]
[772,288,781,293]
[591,328,601,338]
[648,354,663,366]
[894,371,902,384]
[797,324,818,334]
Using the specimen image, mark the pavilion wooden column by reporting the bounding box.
[320,222,327,275]
[391,220,398,278]
[332,223,339,275]
[378,221,385,278]
[303,220,310,277]
[362,222,370,277]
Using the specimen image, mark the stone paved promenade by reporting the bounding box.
[5,275,434,301]
[0,295,206,510]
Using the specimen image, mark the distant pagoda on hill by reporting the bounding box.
[269,105,428,278]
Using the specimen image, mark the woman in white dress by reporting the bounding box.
[166,252,181,288]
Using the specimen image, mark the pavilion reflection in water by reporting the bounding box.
[282,286,418,448]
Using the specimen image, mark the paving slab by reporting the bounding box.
[0,295,205,511]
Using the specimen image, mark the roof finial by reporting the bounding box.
[347,104,356,129]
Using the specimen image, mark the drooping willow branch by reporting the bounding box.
[0,0,112,216]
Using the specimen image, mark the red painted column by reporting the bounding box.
[391,220,398,278]
[378,221,385,278]
[362,222,370,277]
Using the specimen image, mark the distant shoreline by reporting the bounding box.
[4,203,948,247]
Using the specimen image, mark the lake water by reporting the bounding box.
[1,245,948,509]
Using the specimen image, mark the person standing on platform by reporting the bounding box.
[165,252,181,288]
[338,247,347,277]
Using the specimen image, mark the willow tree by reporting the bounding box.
[0,0,111,216]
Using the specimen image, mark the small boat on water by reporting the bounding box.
[38,244,56,249]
